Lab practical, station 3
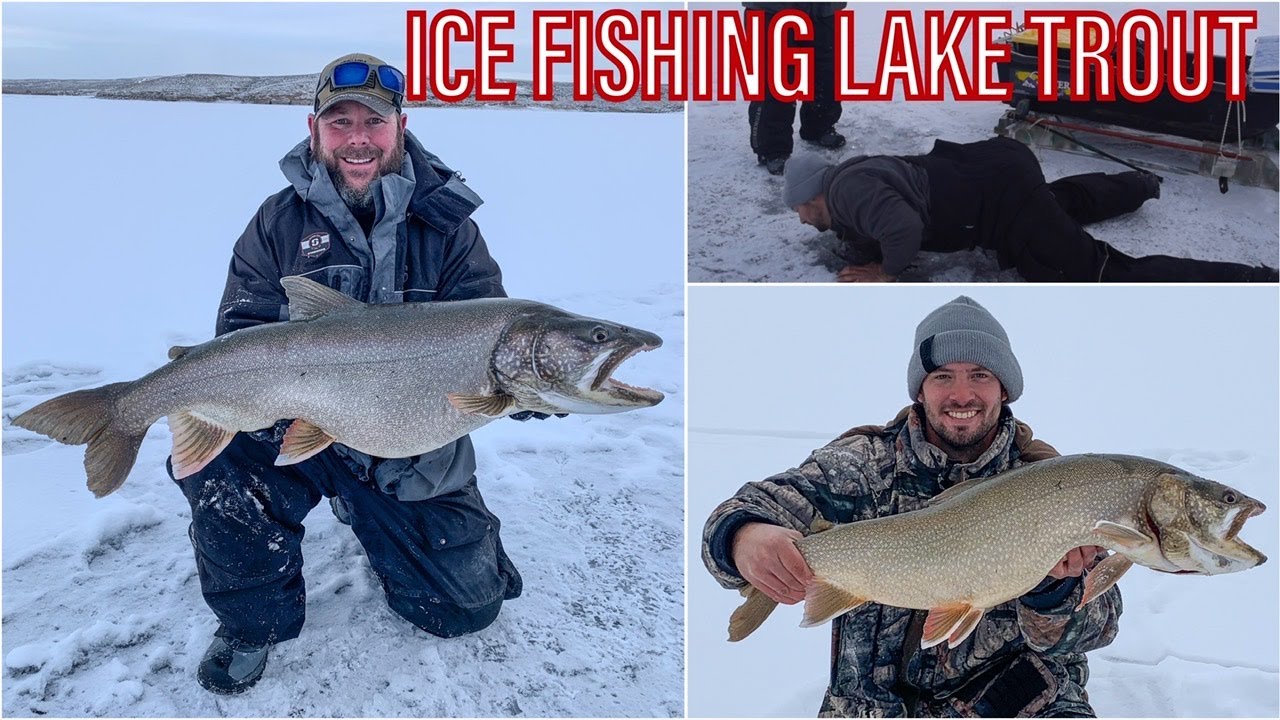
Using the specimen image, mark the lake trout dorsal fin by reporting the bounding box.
[922,603,984,649]
[1077,553,1133,610]
[728,586,778,642]
[280,276,362,322]
[168,345,195,361]
[275,419,336,465]
[926,476,989,507]
[1092,521,1154,551]
[169,411,237,480]
[799,578,866,628]
[447,392,516,417]
[809,518,835,534]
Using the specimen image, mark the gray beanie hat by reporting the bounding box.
[782,154,833,208]
[907,296,1023,402]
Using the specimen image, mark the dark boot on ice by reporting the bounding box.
[197,636,269,695]
[1138,171,1161,200]
[1120,170,1162,200]
[757,155,787,176]
[802,128,846,150]
[329,496,353,525]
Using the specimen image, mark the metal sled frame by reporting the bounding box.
[995,109,1280,192]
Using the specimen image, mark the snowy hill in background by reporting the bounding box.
[3,75,683,113]
[1,95,685,716]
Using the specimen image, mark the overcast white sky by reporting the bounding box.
[1,2,669,79]
[6,2,1277,80]
[688,285,1280,452]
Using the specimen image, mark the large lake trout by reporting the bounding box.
[14,276,664,497]
[729,454,1266,648]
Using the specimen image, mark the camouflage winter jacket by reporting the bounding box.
[702,406,1122,718]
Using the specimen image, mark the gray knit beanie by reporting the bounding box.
[782,154,832,208]
[907,296,1023,402]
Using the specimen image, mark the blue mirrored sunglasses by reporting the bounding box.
[328,61,406,98]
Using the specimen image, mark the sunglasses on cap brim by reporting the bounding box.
[320,61,406,106]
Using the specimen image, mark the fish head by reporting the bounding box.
[1147,472,1267,575]
[494,306,664,415]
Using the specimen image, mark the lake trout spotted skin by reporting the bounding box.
[729,454,1266,648]
[14,276,664,498]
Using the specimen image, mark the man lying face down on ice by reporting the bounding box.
[783,137,1279,283]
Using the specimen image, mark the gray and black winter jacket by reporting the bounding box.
[702,406,1122,718]
[825,138,1070,278]
[215,129,503,501]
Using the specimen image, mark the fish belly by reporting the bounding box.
[128,336,497,458]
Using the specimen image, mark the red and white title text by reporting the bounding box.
[404,9,1259,104]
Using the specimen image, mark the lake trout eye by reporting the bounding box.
[592,327,609,343]
[1223,491,1237,504]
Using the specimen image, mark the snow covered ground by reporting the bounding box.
[687,285,1279,717]
[1,95,685,716]
[687,2,1280,282]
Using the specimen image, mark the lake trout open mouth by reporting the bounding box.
[591,342,663,404]
[13,276,667,497]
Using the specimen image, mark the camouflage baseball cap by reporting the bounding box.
[314,53,405,117]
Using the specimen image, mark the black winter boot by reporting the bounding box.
[1138,171,1161,200]
[197,636,269,694]
[803,129,846,149]
[757,155,787,176]
[329,496,353,525]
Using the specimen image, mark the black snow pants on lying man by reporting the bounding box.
[1008,169,1275,282]
[170,431,522,647]
[909,138,1276,282]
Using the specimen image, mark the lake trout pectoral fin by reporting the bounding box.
[1077,553,1133,610]
[280,276,363,321]
[447,392,516,417]
[922,603,981,649]
[275,419,336,465]
[1092,521,1155,551]
[945,606,986,648]
[728,586,778,642]
[169,411,237,480]
[800,579,866,628]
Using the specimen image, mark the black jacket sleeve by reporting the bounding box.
[436,218,507,301]
[216,203,289,336]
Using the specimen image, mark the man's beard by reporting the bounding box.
[313,129,404,211]
[921,403,1001,460]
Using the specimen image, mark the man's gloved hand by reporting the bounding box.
[508,411,570,421]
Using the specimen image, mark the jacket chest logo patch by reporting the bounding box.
[300,232,331,258]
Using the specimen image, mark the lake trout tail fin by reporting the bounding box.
[728,585,778,641]
[13,382,144,497]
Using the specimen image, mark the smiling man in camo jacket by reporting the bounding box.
[703,296,1121,717]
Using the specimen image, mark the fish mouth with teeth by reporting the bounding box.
[590,341,664,405]
[1146,496,1268,574]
